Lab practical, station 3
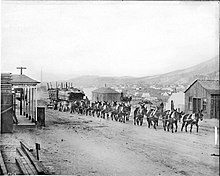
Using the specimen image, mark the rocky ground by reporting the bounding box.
[0,92,219,175]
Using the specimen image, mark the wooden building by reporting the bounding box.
[184,80,219,119]
[1,73,13,133]
[92,87,121,102]
[11,74,40,122]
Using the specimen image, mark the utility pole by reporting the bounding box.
[41,67,42,88]
[16,67,27,75]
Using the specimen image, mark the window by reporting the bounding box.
[188,96,192,110]
[203,98,207,111]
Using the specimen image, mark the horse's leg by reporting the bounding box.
[149,119,153,128]
[167,122,169,132]
[171,122,174,133]
[147,118,150,128]
[153,120,156,129]
[114,115,117,121]
[175,121,178,132]
[163,121,166,131]
[164,121,167,131]
[190,123,193,133]
[185,122,188,132]
[196,123,199,133]
[181,122,185,131]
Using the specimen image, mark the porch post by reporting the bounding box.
[29,87,31,120]
[32,87,34,122]
[26,87,28,118]
[20,88,23,115]
[35,87,38,122]
[23,87,26,116]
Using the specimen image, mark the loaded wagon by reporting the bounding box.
[47,83,85,110]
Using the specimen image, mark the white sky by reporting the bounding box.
[1,1,219,81]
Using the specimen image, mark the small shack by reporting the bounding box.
[165,92,185,112]
[92,87,121,102]
[184,79,219,119]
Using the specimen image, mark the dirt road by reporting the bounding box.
[4,105,218,176]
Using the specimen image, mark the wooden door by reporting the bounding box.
[211,95,220,119]
[193,98,197,113]
[193,98,202,113]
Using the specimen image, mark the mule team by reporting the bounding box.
[53,100,204,133]
[56,100,131,123]
[134,104,203,133]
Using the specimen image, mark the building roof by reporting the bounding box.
[142,93,150,98]
[11,74,40,85]
[184,79,219,94]
[92,87,120,94]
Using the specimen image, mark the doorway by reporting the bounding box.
[211,95,220,119]
[192,98,201,113]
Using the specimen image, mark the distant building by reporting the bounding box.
[142,93,150,99]
[161,92,169,96]
[184,80,219,119]
[83,87,97,100]
[165,92,185,112]
[149,97,158,101]
[92,87,121,102]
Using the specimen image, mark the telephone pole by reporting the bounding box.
[41,67,42,87]
[16,67,27,75]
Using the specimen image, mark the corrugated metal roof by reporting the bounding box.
[184,79,219,94]
[11,74,40,85]
[198,80,219,94]
[92,87,120,94]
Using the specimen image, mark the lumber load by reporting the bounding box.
[0,151,8,175]
[15,157,29,175]
[20,144,47,175]
[16,147,38,175]
[20,141,33,152]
